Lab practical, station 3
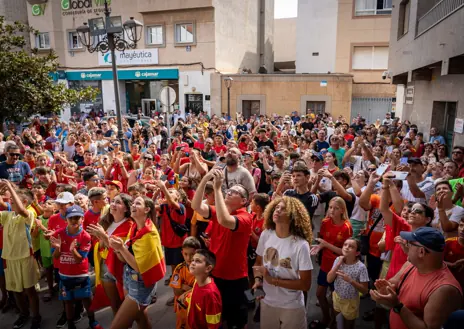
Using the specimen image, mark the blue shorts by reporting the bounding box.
[0,249,4,276]
[317,269,335,289]
[123,265,155,307]
[59,275,92,301]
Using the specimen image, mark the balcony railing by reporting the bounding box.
[417,0,464,36]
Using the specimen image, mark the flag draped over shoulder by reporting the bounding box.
[90,220,133,311]
[127,219,166,287]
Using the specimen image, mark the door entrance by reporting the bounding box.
[432,101,456,150]
[242,100,261,118]
[141,99,159,117]
[185,94,203,115]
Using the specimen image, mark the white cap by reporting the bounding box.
[55,192,75,204]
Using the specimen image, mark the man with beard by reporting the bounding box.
[221,147,256,197]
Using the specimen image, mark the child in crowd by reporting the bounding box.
[190,182,215,249]
[50,205,102,329]
[248,193,270,282]
[327,238,369,329]
[184,249,222,329]
[170,237,201,329]
[0,186,12,310]
[311,197,353,328]
[33,199,56,302]
[0,179,41,329]
[444,217,464,289]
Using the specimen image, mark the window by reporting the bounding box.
[175,22,195,44]
[355,0,392,16]
[398,0,411,38]
[146,25,164,45]
[35,32,50,49]
[68,31,82,50]
[352,46,389,70]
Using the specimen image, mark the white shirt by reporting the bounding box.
[352,155,380,173]
[256,229,313,309]
[432,206,464,237]
[400,178,435,203]
[347,186,368,222]
[107,218,129,236]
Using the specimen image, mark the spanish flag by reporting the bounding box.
[127,219,166,287]
[90,220,134,311]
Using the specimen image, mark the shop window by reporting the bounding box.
[398,0,410,39]
[68,31,82,50]
[146,25,164,46]
[352,46,389,70]
[306,101,326,115]
[175,22,195,44]
[355,0,392,16]
[35,32,50,50]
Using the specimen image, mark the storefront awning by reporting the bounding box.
[65,69,179,81]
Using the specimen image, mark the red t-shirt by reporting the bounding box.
[385,212,411,280]
[193,140,205,150]
[185,189,196,221]
[212,144,227,155]
[207,206,252,280]
[45,181,57,199]
[444,237,464,287]
[250,213,265,249]
[319,218,353,273]
[53,227,91,277]
[83,209,101,247]
[238,142,248,154]
[160,203,187,248]
[186,280,222,329]
[48,213,69,267]
[131,153,141,162]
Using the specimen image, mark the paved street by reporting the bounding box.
[0,261,379,329]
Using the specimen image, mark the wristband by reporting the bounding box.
[254,276,263,282]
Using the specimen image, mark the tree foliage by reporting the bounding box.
[0,16,98,124]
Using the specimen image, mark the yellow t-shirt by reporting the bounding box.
[0,210,35,260]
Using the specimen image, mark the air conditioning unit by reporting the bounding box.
[27,0,48,4]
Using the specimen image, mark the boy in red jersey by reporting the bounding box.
[184,249,222,329]
[50,205,102,329]
[444,217,464,288]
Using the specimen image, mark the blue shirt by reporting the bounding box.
[430,135,446,145]
[0,161,32,186]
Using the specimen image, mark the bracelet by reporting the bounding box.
[254,276,263,282]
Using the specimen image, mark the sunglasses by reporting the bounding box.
[113,144,120,147]
[226,189,246,198]
[452,151,463,155]
[9,153,21,157]
[144,157,153,160]
[367,167,376,172]
[411,208,425,214]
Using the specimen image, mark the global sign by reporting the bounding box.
[61,0,110,16]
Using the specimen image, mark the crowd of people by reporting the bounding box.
[0,110,463,329]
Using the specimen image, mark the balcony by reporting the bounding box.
[416,0,464,36]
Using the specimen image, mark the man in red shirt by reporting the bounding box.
[192,168,252,329]
[451,146,464,178]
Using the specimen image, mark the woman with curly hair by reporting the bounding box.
[252,196,313,329]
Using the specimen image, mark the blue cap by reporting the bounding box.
[311,152,324,162]
[65,205,85,219]
[400,227,445,252]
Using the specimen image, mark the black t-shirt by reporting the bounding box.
[256,161,271,194]
[255,138,275,151]
[301,122,314,131]
[319,191,356,218]
[283,190,319,218]
[316,140,330,151]
[201,150,217,163]
[73,153,84,164]
[236,124,248,138]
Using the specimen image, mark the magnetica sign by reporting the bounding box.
[61,0,111,16]
[66,69,179,80]
[98,49,159,66]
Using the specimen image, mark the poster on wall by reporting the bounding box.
[455,118,464,134]
[405,86,414,105]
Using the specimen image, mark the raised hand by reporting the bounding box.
[50,236,61,249]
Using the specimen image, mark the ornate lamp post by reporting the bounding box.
[76,0,142,151]
[224,77,233,119]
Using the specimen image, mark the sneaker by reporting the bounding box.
[164,275,172,286]
[165,296,175,306]
[13,314,29,329]
[30,316,41,329]
[89,321,103,329]
[55,313,67,328]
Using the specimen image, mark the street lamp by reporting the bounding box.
[77,0,143,151]
[224,77,233,119]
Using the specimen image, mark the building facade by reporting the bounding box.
[389,0,464,147]
[295,0,397,122]
[25,0,274,120]
[1,0,30,48]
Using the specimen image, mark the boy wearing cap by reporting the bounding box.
[50,205,102,329]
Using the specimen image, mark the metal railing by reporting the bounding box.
[417,0,464,36]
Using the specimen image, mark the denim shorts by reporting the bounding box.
[59,275,92,301]
[123,265,155,307]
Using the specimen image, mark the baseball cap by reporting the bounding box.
[408,157,422,165]
[400,227,445,252]
[105,180,123,191]
[66,205,85,218]
[55,192,75,204]
[311,152,324,162]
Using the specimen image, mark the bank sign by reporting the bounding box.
[61,0,110,16]
[66,69,179,80]
[98,49,159,66]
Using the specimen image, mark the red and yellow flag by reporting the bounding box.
[128,219,166,287]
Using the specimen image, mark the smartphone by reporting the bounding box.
[391,171,409,180]
[254,287,265,299]
[376,163,390,176]
[176,146,182,151]
[400,157,409,165]
[244,289,255,302]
